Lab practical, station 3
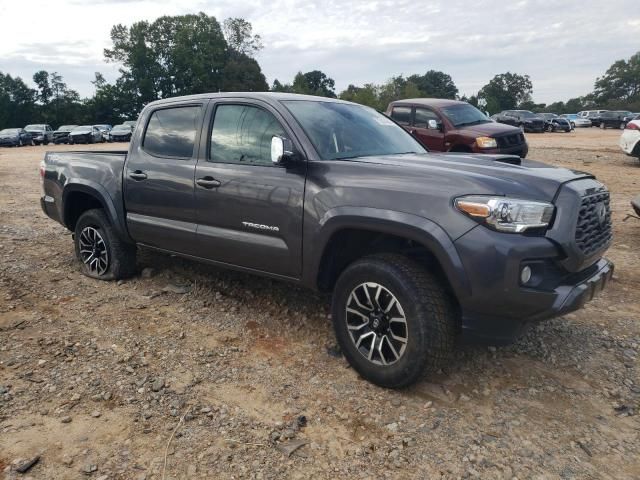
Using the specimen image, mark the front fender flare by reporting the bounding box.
[304,206,471,300]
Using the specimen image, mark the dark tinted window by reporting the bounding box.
[210,104,285,166]
[390,106,411,125]
[414,108,439,127]
[143,106,200,158]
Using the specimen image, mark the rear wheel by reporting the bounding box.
[74,209,137,280]
[620,122,627,130]
[331,253,456,388]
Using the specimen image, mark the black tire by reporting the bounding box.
[600,122,606,129]
[74,209,137,281]
[620,122,626,130]
[331,253,456,389]
[43,138,49,145]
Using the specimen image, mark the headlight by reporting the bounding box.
[455,196,555,233]
[475,136,497,149]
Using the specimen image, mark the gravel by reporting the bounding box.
[1,133,639,478]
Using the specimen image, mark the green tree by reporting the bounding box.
[273,70,336,98]
[594,51,640,104]
[407,70,458,99]
[0,72,36,128]
[105,13,229,110]
[221,54,268,92]
[339,84,381,110]
[478,72,533,113]
[223,18,263,57]
[33,70,52,106]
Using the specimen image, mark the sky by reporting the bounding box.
[0,0,639,104]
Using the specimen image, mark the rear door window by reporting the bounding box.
[390,106,412,125]
[143,106,201,158]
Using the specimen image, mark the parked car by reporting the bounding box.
[0,128,33,147]
[491,110,546,133]
[596,111,634,130]
[123,120,138,128]
[53,125,78,144]
[69,125,104,144]
[24,124,54,145]
[619,118,640,159]
[537,113,572,132]
[94,124,113,142]
[40,92,614,388]
[578,110,608,119]
[108,124,134,142]
[560,114,591,128]
[386,99,528,158]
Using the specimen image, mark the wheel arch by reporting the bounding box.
[62,181,132,242]
[307,207,471,304]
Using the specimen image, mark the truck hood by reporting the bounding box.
[455,121,522,137]
[347,152,593,202]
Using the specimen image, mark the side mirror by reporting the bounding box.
[427,119,442,131]
[271,136,295,165]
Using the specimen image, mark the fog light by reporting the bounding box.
[520,266,532,285]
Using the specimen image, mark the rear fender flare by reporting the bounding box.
[62,180,132,242]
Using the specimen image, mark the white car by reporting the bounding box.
[619,119,640,159]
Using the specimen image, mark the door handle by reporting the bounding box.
[129,170,147,181]
[196,176,221,189]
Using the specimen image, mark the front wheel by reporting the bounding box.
[600,122,606,129]
[74,209,137,280]
[331,253,456,388]
[620,122,627,130]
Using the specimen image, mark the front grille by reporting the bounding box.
[496,133,525,148]
[575,191,612,256]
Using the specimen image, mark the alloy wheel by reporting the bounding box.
[78,226,109,276]
[345,282,408,365]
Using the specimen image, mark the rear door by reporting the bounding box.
[124,102,205,254]
[412,107,445,151]
[192,99,306,278]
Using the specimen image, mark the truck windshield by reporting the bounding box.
[283,100,426,160]
[440,104,491,127]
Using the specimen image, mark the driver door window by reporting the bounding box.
[414,108,440,128]
[210,105,285,166]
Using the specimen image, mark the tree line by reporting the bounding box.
[1,12,639,129]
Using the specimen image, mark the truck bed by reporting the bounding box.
[42,150,130,238]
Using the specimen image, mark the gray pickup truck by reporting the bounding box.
[41,92,614,388]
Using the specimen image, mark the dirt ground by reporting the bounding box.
[0,129,638,479]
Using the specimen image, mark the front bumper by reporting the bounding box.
[619,130,640,156]
[479,144,529,158]
[454,223,614,344]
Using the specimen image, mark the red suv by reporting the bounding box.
[386,99,528,158]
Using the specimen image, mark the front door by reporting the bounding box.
[124,103,205,253]
[412,107,445,151]
[193,100,306,278]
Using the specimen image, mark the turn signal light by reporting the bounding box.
[625,123,639,130]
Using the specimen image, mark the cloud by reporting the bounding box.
[0,0,639,103]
